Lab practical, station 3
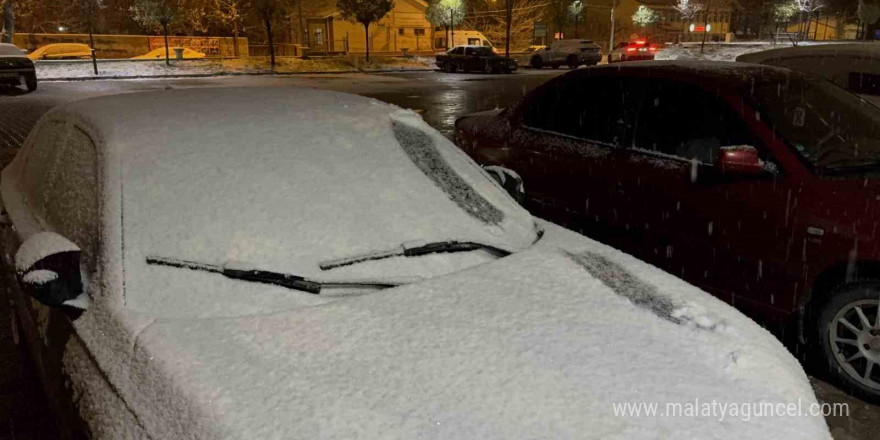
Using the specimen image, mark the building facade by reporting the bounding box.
[303,0,435,54]
[614,0,734,43]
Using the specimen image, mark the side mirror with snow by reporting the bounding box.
[717,145,767,176]
[14,232,83,307]
[483,165,526,206]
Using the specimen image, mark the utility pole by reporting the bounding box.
[609,0,617,56]
[87,0,98,75]
[450,8,454,48]
[505,0,514,56]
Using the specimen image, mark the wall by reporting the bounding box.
[785,16,841,40]
[11,33,248,59]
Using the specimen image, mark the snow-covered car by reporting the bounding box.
[1,88,831,440]
[132,47,207,60]
[529,39,602,69]
[26,43,93,60]
[0,43,36,92]
[736,43,880,106]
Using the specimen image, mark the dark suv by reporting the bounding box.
[0,43,36,92]
[455,61,880,402]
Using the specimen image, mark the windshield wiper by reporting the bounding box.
[319,240,511,271]
[146,256,406,294]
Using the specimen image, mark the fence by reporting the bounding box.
[248,44,308,57]
[12,33,247,59]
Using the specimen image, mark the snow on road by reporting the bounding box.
[34,56,437,80]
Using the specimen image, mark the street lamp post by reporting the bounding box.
[609,0,618,55]
[450,8,455,48]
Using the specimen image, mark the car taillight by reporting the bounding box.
[626,47,637,52]
[635,39,646,45]
[649,46,657,52]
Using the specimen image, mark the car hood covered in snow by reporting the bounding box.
[72,223,831,440]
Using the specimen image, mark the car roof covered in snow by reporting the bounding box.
[6,87,538,315]
[571,60,809,87]
[0,43,26,57]
[735,42,880,64]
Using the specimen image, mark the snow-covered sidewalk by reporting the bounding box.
[35,56,437,80]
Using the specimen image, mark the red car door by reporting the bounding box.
[501,73,644,244]
[617,77,803,323]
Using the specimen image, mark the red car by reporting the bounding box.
[455,61,880,402]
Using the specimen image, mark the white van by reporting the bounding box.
[435,30,495,51]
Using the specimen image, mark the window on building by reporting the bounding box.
[415,28,426,36]
[399,28,406,35]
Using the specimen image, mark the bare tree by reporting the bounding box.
[673,0,704,37]
[1,0,14,43]
[794,0,825,40]
[213,0,249,56]
[426,0,464,49]
[467,0,543,51]
[131,0,180,65]
[336,0,393,62]
[251,0,285,67]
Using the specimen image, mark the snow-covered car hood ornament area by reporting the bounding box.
[0,88,832,439]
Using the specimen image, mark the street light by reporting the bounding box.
[57,26,67,32]
[571,1,584,39]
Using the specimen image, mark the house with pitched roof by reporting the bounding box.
[299,0,435,54]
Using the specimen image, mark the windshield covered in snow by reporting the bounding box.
[749,75,880,172]
[100,88,537,317]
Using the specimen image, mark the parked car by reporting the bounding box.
[0,43,36,91]
[454,61,880,402]
[736,43,880,106]
[607,39,658,63]
[26,43,92,60]
[529,39,602,69]
[436,45,517,73]
[2,87,830,439]
[132,47,207,60]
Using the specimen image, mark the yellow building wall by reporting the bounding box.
[786,16,840,40]
[330,0,433,54]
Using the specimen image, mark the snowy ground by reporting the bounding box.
[655,41,853,62]
[34,56,437,80]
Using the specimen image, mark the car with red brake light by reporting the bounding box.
[608,39,657,63]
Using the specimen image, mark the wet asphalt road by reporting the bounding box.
[0,69,877,439]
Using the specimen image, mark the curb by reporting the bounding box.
[38,67,437,82]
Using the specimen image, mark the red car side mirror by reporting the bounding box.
[718,145,765,176]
